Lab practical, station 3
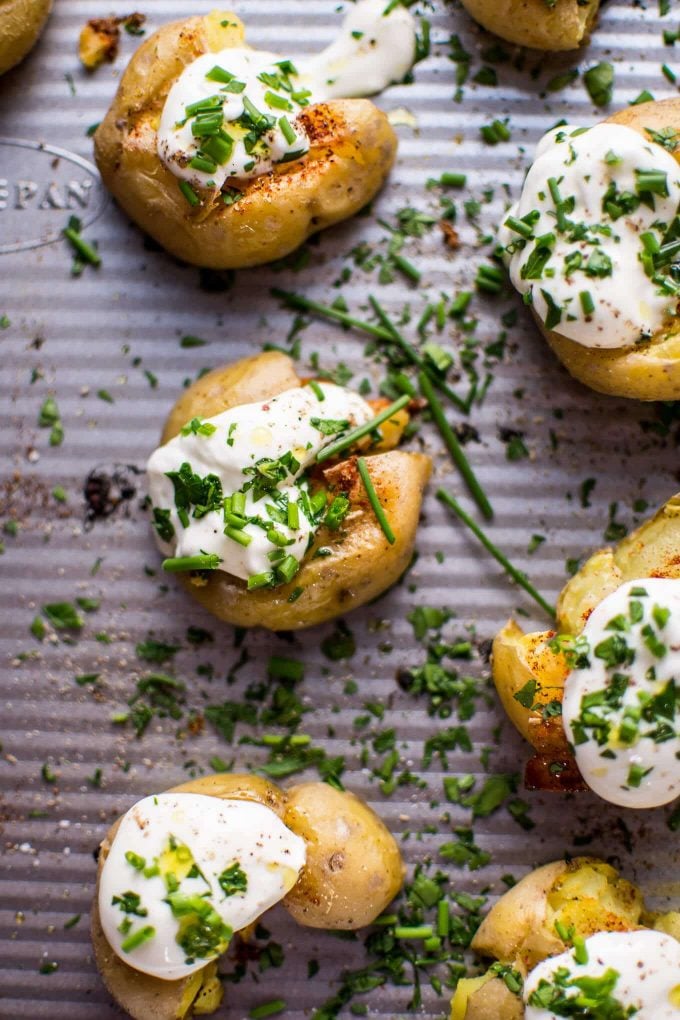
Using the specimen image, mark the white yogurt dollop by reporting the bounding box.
[499,123,680,349]
[157,0,417,191]
[99,792,306,980]
[562,577,680,808]
[524,929,680,1020]
[146,382,373,585]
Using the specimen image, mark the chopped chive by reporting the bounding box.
[276,555,300,584]
[308,380,325,401]
[267,656,304,681]
[635,168,669,197]
[316,395,409,463]
[249,1001,286,1019]
[205,65,234,83]
[580,290,595,315]
[437,900,449,938]
[179,180,200,207]
[654,238,680,266]
[224,512,247,528]
[278,115,296,144]
[247,571,275,590]
[185,94,223,116]
[162,554,221,572]
[231,492,246,515]
[438,171,467,187]
[243,95,267,126]
[394,925,433,939]
[63,224,101,267]
[287,502,299,529]
[475,263,505,293]
[357,457,396,544]
[267,528,290,547]
[225,526,252,547]
[121,926,155,952]
[436,489,556,619]
[641,231,661,255]
[202,131,234,165]
[418,373,493,521]
[265,91,293,111]
[191,113,223,137]
[504,215,534,239]
[287,586,304,602]
[125,851,146,871]
[189,155,217,174]
[391,252,421,284]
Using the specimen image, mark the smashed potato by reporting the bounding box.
[540,99,680,401]
[458,0,599,52]
[0,0,52,75]
[153,351,431,631]
[92,772,404,1020]
[452,857,678,1020]
[492,492,680,789]
[93,10,398,268]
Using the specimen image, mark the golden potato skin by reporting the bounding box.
[282,782,405,929]
[158,352,432,630]
[91,773,285,1020]
[459,0,598,51]
[0,0,52,75]
[492,493,680,785]
[541,99,680,400]
[93,10,398,269]
[93,774,404,1017]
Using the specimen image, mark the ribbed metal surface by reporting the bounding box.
[1,1,679,1017]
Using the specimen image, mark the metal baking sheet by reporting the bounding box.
[1,1,678,1017]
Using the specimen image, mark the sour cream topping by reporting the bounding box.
[99,792,306,980]
[562,578,680,809]
[499,123,680,349]
[157,0,417,191]
[524,930,680,1019]
[146,382,373,587]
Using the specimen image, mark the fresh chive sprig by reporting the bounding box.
[271,289,467,413]
[436,489,556,619]
[419,373,493,521]
[357,457,396,544]
[162,554,222,572]
[316,395,409,463]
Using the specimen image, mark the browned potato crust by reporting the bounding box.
[157,352,432,630]
[459,0,599,52]
[539,99,680,400]
[92,773,404,1018]
[93,11,398,269]
[0,0,52,74]
[492,492,680,787]
[282,782,405,929]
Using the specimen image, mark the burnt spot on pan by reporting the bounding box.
[83,463,142,529]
